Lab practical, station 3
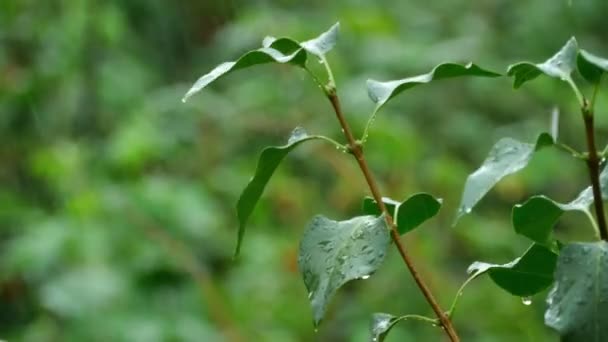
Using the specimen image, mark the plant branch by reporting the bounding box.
[325,89,460,341]
[582,101,608,241]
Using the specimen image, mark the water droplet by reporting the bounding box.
[360,275,370,280]
[522,297,532,306]
[464,207,472,214]
[308,292,314,299]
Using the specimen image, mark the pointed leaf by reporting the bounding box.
[183,39,306,102]
[369,313,402,342]
[367,62,500,113]
[456,133,553,222]
[362,193,442,234]
[298,215,390,326]
[512,165,608,244]
[467,243,558,296]
[183,23,340,102]
[545,242,608,341]
[235,128,325,255]
[507,37,578,88]
[300,22,339,57]
[577,49,608,84]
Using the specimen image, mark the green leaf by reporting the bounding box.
[370,313,401,342]
[300,22,339,58]
[235,127,324,255]
[362,193,442,234]
[545,242,608,341]
[367,62,500,113]
[577,49,608,84]
[507,37,578,89]
[456,133,553,222]
[298,214,390,326]
[182,23,339,102]
[512,165,608,244]
[467,243,558,297]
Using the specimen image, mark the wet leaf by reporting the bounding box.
[577,49,608,84]
[468,243,558,296]
[507,37,578,88]
[235,128,325,255]
[512,165,608,244]
[367,62,500,113]
[298,215,390,326]
[455,133,553,222]
[369,313,401,342]
[362,193,441,234]
[183,23,339,102]
[545,242,608,341]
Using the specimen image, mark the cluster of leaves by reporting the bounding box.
[185,22,608,341]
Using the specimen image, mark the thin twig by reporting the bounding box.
[326,90,460,341]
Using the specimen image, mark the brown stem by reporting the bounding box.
[326,91,460,341]
[582,106,608,241]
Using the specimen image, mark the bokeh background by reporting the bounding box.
[2,0,608,341]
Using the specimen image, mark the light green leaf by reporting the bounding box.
[362,193,441,235]
[370,313,401,342]
[182,23,339,102]
[456,133,553,222]
[577,49,608,84]
[300,22,340,57]
[545,242,608,341]
[367,62,500,113]
[512,165,608,243]
[507,37,578,89]
[467,243,558,297]
[235,127,324,255]
[299,215,390,326]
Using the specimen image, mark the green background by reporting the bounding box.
[1,0,607,341]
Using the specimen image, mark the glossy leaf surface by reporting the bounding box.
[298,215,390,325]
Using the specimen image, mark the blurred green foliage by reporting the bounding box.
[1,0,607,341]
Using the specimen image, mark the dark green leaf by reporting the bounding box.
[512,165,608,244]
[507,37,578,88]
[362,193,441,234]
[182,23,339,102]
[367,62,500,112]
[456,133,553,222]
[362,196,399,217]
[545,242,608,341]
[298,215,390,326]
[235,128,324,255]
[577,49,608,84]
[468,243,558,297]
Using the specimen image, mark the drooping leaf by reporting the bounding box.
[235,128,325,255]
[367,62,500,113]
[545,242,608,341]
[467,243,558,297]
[577,49,608,84]
[182,23,339,102]
[455,133,553,222]
[362,193,442,234]
[298,215,390,326]
[512,165,608,244]
[507,37,578,89]
[369,313,403,342]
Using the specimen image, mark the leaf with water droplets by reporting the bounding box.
[467,243,558,297]
[366,63,500,115]
[512,165,608,244]
[363,193,442,235]
[182,23,339,102]
[507,37,578,89]
[235,128,328,255]
[455,133,553,223]
[545,242,608,341]
[369,313,401,342]
[298,215,390,326]
[577,49,608,84]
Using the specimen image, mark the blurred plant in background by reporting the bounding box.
[1,0,607,341]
